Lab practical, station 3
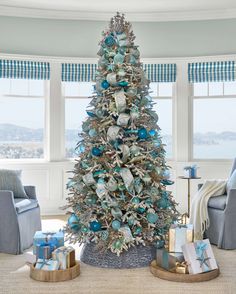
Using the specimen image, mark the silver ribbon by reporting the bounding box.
[114,90,126,113]
[117,113,130,126]
[107,126,120,141]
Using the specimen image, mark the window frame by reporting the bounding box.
[150,82,176,160]
[0,78,49,161]
[190,81,236,161]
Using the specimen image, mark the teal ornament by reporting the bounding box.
[149,129,156,137]
[113,239,123,249]
[145,198,153,205]
[128,217,135,226]
[111,208,123,219]
[93,170,106,177]
[112,220,121,230]
[105,35,115,47]
[86,196,97,206]
[95,109,104,118]
[118,81,128,87]
[138,128,148,139]
[114,166,121,173]
[156,240,165,249]
[81,226,89,233]
[137,207,145,214]
[89,129,97,137]
[129,55,136,64]
[134,227,142,235]
[79,144,85,153]
[86,111,96,117]
[90,221,102,232]
[68,214,80,231]
[158,198,169,209]
[101,80,110,89]
[132,197,140,204]
[91,147,102,157]
[147,213,158,224]
[114,53,125,64]
[161,179,174,185]
[154,140,161,147]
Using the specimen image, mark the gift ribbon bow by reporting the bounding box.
[175,261,188,273]
[36,259,51,270]
[195,242,211,271]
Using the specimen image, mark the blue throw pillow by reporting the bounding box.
[0,169,28,199]
[227,169,236,191]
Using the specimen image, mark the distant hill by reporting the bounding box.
[0,124,43,141]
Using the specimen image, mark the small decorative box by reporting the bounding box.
[156,248,184,271]
[36,243,56,260]
[182,239,218,274]
[169,224,194,253]
[33,231,64,254]
[52,246,76,270]
[35,259,60,271]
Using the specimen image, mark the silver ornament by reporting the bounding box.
[106,72,117,85]
[117,113,130,126]
[114,90,126,113]
[82,173,96,186]
[107,126,120,141]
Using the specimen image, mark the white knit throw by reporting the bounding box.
[190,180,227,240]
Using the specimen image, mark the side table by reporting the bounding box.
[178,176,201,218]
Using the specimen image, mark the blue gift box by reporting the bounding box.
[36,243,55,260]
[33,231,64,255]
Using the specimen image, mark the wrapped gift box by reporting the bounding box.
[33,231,64,254]
[36,243,56,260]
[35,259,60,271]
[52,246,76,270]
[182,239,218,274]
[169,224,193,253]
[156,248,184,271]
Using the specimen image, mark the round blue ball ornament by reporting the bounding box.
[91,147,102,157]
[137,207,145,214]
[132,197,140,204]
[138,128,148,139]
[68,214,80,231]
[112,220,121,231]
[90,221,102,232]
[156,239,165,249]
[134,227,142,235]
[147,213,158,223]
[149,129,156,137]
[105,35,115,47]
[101,80,110,89]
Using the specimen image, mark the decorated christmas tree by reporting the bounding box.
[64,13,179,258]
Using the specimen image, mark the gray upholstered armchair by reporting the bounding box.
[199,159,236,249]
[0,186,41,254]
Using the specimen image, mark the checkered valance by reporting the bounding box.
[143,63,177,83]
[0,59,50,80]
[62,63,97,82]
[188,61,236,83]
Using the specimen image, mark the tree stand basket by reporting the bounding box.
[150,260,220,283]
[30,261,80,282]
[80,243,156,268]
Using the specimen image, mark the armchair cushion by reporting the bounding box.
[14,198,38,214]
[227,169,236,192]
[0,169,28,199]
[208,195,227,210]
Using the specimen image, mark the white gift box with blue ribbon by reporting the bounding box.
[182,239,218,274]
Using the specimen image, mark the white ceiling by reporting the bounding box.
[0,0,236,21]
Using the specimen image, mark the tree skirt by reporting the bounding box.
[80,243,156,269]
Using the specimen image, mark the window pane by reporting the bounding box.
[209,82,223,96]
[193,98,236,159]
[0,78,11,95]
[10,79,28,95]
[77,82,94,97]
[149,82,158,97]
[64,82,79,96]
[153,99,172,158]
[193,83,208,96]
[65,98,92,158]
[28,80,44,96]
[0,97,44,159]
[224,81,236,95]
[158,83,172,97]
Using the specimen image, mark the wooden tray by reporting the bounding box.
[30,261,80,282]
[150,260,220,283]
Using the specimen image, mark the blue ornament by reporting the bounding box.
[89,129,97,137]
[79,144,85,153]
[132,197,140,204]
[128,217,135,226]
[156,240,165,249]
[161,179,174,185]
[162,170,170,179]
[149,129,156,137]
[134,227,142,235]
[145,198,153,205]
[137,207,145,214]
[91,147,102,157]
[138,128,148,139]
[118,81,128,87]
[68,214,80,231]
[158,198,170,209]
[147,213,158,224]
[86,111,96,117]
[101,80,110,89]
[105,35,115,47]
[90,221,102,232]
[112,220,121,231]
[114,53,125,64]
